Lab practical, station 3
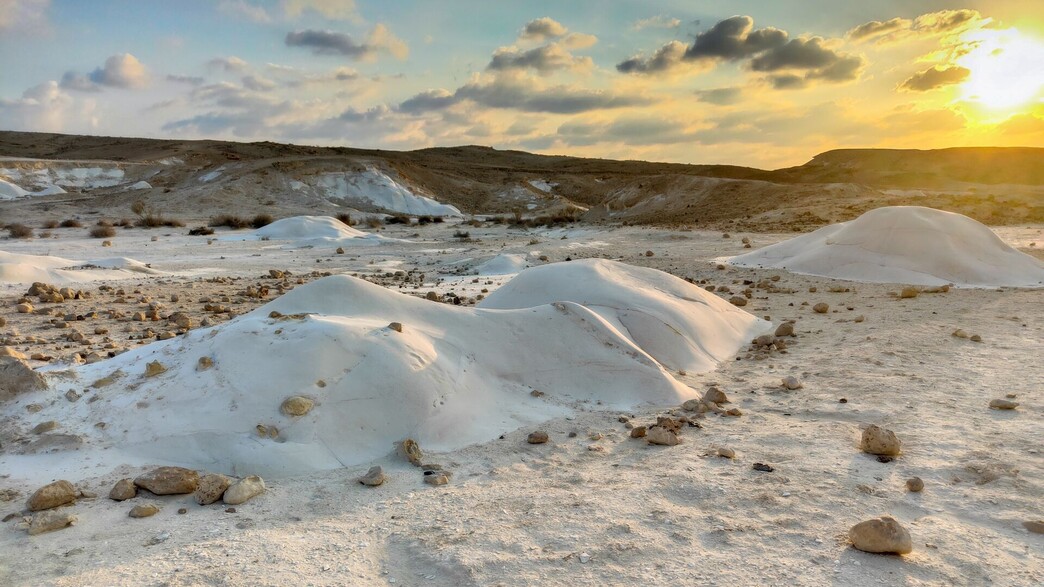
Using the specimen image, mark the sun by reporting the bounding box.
[954,27,1044,114]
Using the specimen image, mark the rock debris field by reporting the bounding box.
[0,207,1041,586]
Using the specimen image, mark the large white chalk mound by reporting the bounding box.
[479,259,767,373]
[0,250,163,284]
[223,215,385,246]
[17,261,760,476]
[730,206,1044,287]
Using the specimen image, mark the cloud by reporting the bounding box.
[217,0,272,23]
[285,24,408,60]
[616,40,688,74]
[208,56,250,72]
[617,15,787,74]
[694,87,742,105]
[399,75,652,115]
[684,16,788,60]
[242,74,278,91]
[749,37,864,83]
[0,0,49,33]
[847,9,987,44]
[0,81,96,134]
[898,65,970,91]
[167,74,206,86]
[60,53,150,91]
[519,17,568,41]
[633,15,681,31]
[846,17,910,42]
[282,0,357,20]
[488,44,593,75]
[557,115,698,146]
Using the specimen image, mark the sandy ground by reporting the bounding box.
[1,220,1042,586]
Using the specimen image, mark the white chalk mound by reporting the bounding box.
[730,206,1044,287]
[474,253,531,275]
[20,261,761,476]
[0,251,163,284]
[318,168,462,216]
[223,215,385,246]
[0,178,30,199]
[479,259,767,373]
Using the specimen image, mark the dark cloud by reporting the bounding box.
[285,25,407,60]
[768,74,807,90]
[399,77,651,115]
[488,44,592,75]
[520,17,568,41]
[694,87,742,105]
[898,65,970,92]
[616,41,687,74]
[748,37,864,86]
[685,16,788,60]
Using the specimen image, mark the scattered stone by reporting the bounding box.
[717,447,735,459]
[134,467,200,495]
[129,503,160,518]
[225,507,236,513]
[194,474,233,505]
[527,431,549,444]
[860,424,902,456]
[1023,520,1044,534]
[630,426,647,438]
[178,508,187,514]
[109,479,137,501]
[729,296,748,307]
[877,455,894,463]
[725,407,743,416]
[280,396,314,416]
[646,426,680,446]
[849,516,913,554]
[32,420,58,434]
[359,466,386,487]
[906,477,924,492]
[197,356,213,371]
[223,475,265,505]
[970,334,982,342]
[16,302,33,313]
[388,322,403,333]
[400,439,423,465]
[782,376,803,390]
[424,472,449,486]
[812,303,829,314]
[28,510,76,535]
[27,480,77,511]
[753,462,774,472]
[144,360,167,377]
[775,322,795,337]
[531,389,545,398]
[952,329,969,339]
[703,387,729,405]
[988,399,1018,410]
[899,287,919,299]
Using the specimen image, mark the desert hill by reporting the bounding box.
[1,131,1041,230]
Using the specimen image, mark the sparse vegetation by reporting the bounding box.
[38,230,53,239]
[7,224,34,239]
[42,220,60,229]
[453,230,471,241]
[365,217,383,229]
[335,212,355,226]
[131,199,184,228]
[385,214,412,225]
[188,226,215,236]
[89,224,117,238]
[209,214,251,229]
[60,219,83,228]
[250,213,274,229]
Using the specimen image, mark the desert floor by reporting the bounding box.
[1,219,1042,586]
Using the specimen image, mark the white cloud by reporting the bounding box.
[208,56,250,72]
[0,0,49,33]
[633,15,681,31]
[218,0,272,23]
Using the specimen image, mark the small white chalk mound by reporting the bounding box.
[730,206,1044,287]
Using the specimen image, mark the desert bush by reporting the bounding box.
[365,217,383,229]
[42,220,60,229]
[453,230,471,240]
[188,226,215,236]
[132,199,183,228]
[250,213,274,229]
[114,218,134,227]
[209,214,251,229]
[335,213,354,226]
[89,225,116,238]
[417,215,433,225]
[432,216,444,223]
[385,214,412,225]
[96,219,113,226]
[38,230,53,238]
[7,224,33,239]
[59,219,83,228]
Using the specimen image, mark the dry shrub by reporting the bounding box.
[188,226,215,236]
[6,224,33,238]
[42,220,60,229]
[335,212,354,226]
[209,214,251,229]
[250,214,274,229]
[365,217,383,229]
[59,219,83,228]
[89,225,116,238]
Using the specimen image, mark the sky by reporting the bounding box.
[0,0,1042,169]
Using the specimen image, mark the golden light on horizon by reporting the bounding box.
[954,27,1044,116]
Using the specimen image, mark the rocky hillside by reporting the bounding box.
[1,131,1041,230]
